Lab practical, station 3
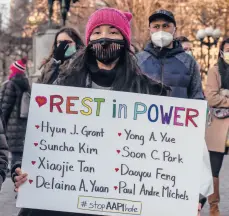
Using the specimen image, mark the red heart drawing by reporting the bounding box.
[35,125,40,129]
[31,161,36,165]
[115,168,119,172]
[118,133,122,136]
[35,96,47,107]
[34,142,38,147]
[114,186,118,190]
[29,180,33,184]
[116,150,121,154]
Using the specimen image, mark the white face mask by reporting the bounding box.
[185,50,192,56]
[221,51,229,64]
[151,31,174,48]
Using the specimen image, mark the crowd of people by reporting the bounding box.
[0,7,228,216]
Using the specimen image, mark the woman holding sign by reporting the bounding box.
[53,8,169,94]
[14,8,202,216]
[205,38,229,216]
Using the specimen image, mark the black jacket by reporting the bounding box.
[0,74,30,153]
[0,108,8,190]
[18,209,92,216]
[17,196,204,216]
[54,60,170,96]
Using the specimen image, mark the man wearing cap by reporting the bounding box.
[137,9,203,99]
[137,9,212,215]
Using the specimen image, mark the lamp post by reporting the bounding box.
[196,27,221,77]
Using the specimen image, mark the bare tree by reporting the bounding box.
[2,0,229,80]
[175,0,229,76]
[0,1,33,78]
[68,0,177,50]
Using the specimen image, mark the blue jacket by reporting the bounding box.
[137,41,204,99]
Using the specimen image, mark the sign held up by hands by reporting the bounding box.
[17,83,207,216]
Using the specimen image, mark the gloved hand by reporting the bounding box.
[53,40,69,63]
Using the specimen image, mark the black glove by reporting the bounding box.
[199,194,207,208]
[72,0,79,3]
[53,40,69,63]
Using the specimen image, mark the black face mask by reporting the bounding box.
[89,38,125,64]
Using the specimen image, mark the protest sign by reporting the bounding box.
[16,83,207,216]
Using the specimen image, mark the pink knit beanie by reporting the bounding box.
[9,57,27,79]
[86,8,132,47]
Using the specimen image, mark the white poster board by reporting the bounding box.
[17,83,207,216]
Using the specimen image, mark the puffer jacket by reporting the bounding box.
[137,41,204,99]
[0,108,8,190]
[0,73,30,153]
[37,58,72,84]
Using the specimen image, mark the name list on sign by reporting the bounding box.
[33,122,185,197]
[19,86,205,215]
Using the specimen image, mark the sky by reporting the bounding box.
[0,0,10,28]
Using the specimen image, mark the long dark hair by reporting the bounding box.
[57,45,169,95]
[39,27,84,69]
[218,38,229,89]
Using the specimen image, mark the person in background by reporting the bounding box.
[0,58,30,184]
[176,36,193,55]
[137,9,212,213]
[0,108,8,191]
[205,38,229,216]
[177,36,201,72]
[137,9,203,99]
[37,27,84,84]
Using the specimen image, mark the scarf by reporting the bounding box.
[87,61,121,88]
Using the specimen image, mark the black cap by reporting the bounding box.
[149,10,176,26]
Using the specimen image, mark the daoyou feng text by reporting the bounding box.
[48,95,199,128]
